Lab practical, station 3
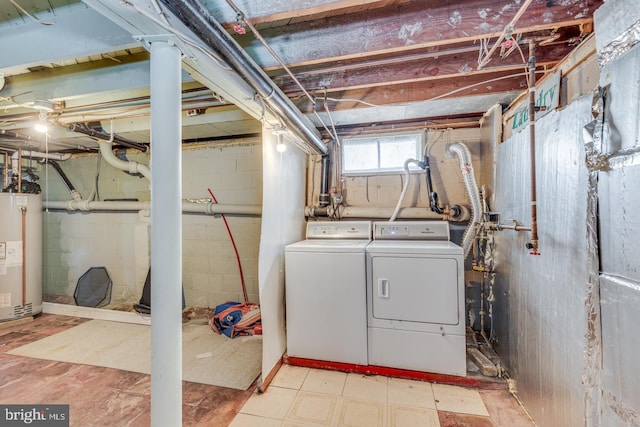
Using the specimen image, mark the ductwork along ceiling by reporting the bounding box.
[0,0,602,153]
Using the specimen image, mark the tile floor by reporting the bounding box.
[230,365,535,427]
[1,313,535,426]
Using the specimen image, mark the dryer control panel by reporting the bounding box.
[373,221,450,240]
[306,221,372,239]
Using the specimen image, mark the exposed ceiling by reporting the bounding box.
[0,0,602,153]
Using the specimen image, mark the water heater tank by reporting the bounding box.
[0,193,42,321]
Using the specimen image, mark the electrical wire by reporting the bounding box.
[9,0,55,25]
[207,187,248,304]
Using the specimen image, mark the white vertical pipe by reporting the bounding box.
[150,40,182,427]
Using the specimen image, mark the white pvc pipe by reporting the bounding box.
[340,206,446,220]
[42,200,261,215]
[11,150,71,172]
[150,40,182,427]
[99,141,151,180]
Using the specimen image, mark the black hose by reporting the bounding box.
[67,124,148,152]
[42,159,76,193]
[422,156,445,214]
[319,155,330,207]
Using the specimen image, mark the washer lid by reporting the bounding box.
[366,240,462,255]
[286,239,370,253]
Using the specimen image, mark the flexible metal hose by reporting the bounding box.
[447,142,482,258]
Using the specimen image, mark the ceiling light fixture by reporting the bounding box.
[34,110,48,133]
[273,126,287,152]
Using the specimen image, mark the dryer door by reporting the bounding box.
[371,255,460,325]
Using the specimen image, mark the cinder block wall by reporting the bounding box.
[41,141,262,308]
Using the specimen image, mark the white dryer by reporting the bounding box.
[285,221,371,365]
[366,221,466,376]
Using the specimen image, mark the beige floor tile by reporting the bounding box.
[230,413,283,427]
[342,374,388,402]
[432,384,489,416]
[388,405,440,427]
[273,365,310,390]
[301,368,347,396]
[337,398,386,427]
[387,377,436,410]
[240,386,299,419]
[285,391,339,426]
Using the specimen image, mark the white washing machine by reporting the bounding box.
[366,221,466,376]
[285,221,371,365]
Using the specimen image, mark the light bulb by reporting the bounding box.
[34,110,49,133]
[275,132,286,152]
[35,122,48,133]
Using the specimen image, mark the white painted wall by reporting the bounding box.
[41,141,262,308]
[258,127,306,388]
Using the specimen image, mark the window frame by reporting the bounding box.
[341,131,424,176]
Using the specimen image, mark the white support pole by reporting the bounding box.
[150,39,182,427]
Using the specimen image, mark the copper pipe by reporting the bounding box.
[0,151,9,189]
[21,206,27,307]
[17,149,22,193]
[528,40,540,255]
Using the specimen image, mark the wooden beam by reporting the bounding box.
[234,0,600,68]
[294,71,529,112]
[274,43,569,95]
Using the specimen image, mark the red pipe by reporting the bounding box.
[207,188,249,304]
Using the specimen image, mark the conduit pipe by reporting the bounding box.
[447,142,483,259]
[98,142,151,181]
[157,0,327,155]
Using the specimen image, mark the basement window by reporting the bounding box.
[342,132,423,175]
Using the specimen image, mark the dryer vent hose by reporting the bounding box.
[447,142,482,258]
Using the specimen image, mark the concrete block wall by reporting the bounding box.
[41,141,262,309]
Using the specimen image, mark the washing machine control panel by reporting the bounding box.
[373,221,450,240]
[306,221,372,239]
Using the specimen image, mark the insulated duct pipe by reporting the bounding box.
[447,142,483,258]
[68,124,148,152]
[157,0,327,155]
[99,142,151,181]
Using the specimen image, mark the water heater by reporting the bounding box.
[0,193,42,321]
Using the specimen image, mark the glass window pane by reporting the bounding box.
[343,140,378,172]
[379,136,419,169]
